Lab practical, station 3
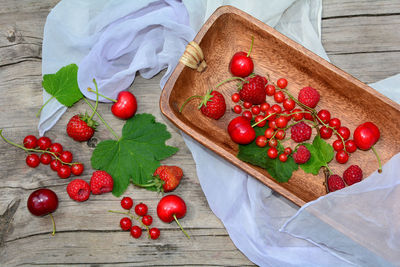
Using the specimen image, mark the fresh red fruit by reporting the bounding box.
[275,116,288,128]
[142,215,153,226]
[265,84,276,96]
[279,153,288,162]
[317,110,331,124]
[265,108,277,120]
[267,147,278,159]
[336,126,350,140]
[303,111,315,121]
[260,102,270,112]
[66,115,96,142]
[71,163,84,176]
[135,203,148,216]
[90,170,114,195]
[228,116,256,144]
[40,153,52,165]
[264,128,275,139]
[268,119,277,129]
[291,108,304,121]
[274,91,285,103]
[149,227,161,240]
[345,140,357,153]
[233,105,242,114]
[67,179,91,202]
[327,175,345,192]
[242,110,253,121]
[120,217,132,231]
[353,122,380,150]
[153,166,183,192]
[23,135,37,149]
[329,118,341,129]
[60,151,73,163]
[283,98,295,111]
[243,102,252,109]
[49,143,63,156]
[255,135,268,147]
[37,136,52,150]
[57,165,71,179]
[198,90,226,120]
[293,145,311,164]
[254,115,267,127]
[157,195,186,223]
[343,165,363,185]
[130,225,142,239]
[239,75,267,105]
[27,189,58,216]
[251,106,261,115]
[282,110,292,121]
[50,159,62,171]
[26,154,40,168]
[121,197,134,210]
[284,147,292,155]
[298,86,320,108]
[275,129,286,140]
[320,126,333,139]
[271,104,282,114]
[291,122,312,143]
[111,91,137,120]
[229,52,254,77]
[332,139,344,151]
[231,93,240,103]
[268,138,278,147]
[336,150,349,164]
[277,78,288,89]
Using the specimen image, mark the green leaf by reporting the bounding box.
[42,64,83,107]
[237,125,298,183]
[91,113,179,196]
[300,135,334,175]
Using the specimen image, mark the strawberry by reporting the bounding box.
[239,75,267,105]
[180,90,226,120]
[66,113,98,142]
[152,165,183,192]
[90,170,114,194]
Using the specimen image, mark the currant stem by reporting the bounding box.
[36,96,55,117]
[371,146,382,173]
[247,36,254,57]
[50,213,56,236]
[179,95,203,113]
[108,210,150,232]
[215,76,246,89]
[83,98,119,140]
[173,214,190,239]
[87,87,117,103]
[88,79,100,122]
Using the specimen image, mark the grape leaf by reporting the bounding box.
[300,135,334,175]
[91,113,179,196]
[42,64,83,107]
[237,126,298,183]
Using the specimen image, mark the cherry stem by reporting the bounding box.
[83,98,119,140]
[179,95,203,113]
[0,129,81,166]
[50,213,56,236]
[89,79,100,122]
[108,210,150,232]
[173,214,190,239]
[215,76,246,89]
[323,167,331,193]
[36,96,55,118]
[247,36,254,57]
[371,146,382,173]
[87,87,117,103]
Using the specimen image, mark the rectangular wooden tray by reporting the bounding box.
[160,5,400,206]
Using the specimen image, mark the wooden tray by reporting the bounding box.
[160,5,400,206]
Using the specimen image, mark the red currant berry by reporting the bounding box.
[233,105,242,114]
[267,147,278,159]
[243,102,252,109]
[271,104,282,114]
[268,119,277,129]
[268,138,278,148]
[260,102,270,112]
[279,153,288,162]
[274,91,285,103]
[332,140,344,152]
[40,153,52,165]
[303,111,314,121]
[142,215,153,226]
[275,116,288,128]
[60,151,73,163]
[71,163,84,176]
[37,136,52,150]
[57,165,71,179]
[120,217,132,231]
[336,126,350,140]
[265,108,276,120]
[317,109,331,124]
[345,140,357,153]
[336,150,349,164]
[49,143,63,156]
[283,98,295,111]
[26,154,40,168]
[320,126,333,139]
[264,128,275,139]
[277,78,288,89]
[329,118,341,129]
[251,106,261,115]
[255,136,268,147]
[254,115,267,127]
[121,197,134,210]
[275,129,286,140]
[135,203,148,216]
[284,147,292,155]
[292,108,304,121]
[242,110,253,121]
[265,84,275,96]
[23,135,37,149]
[231,93,240,103]
[262,77,268,84]
[149,227,161,240]
[130,226,142,238]
[50,159,62,172]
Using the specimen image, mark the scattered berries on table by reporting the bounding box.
[135,203,148,216]
[90,170,114,195]
[120,217,132,231]
[121,197,134,210]
[67,179,91,202]
[149,228,161,240]
[66,114,97,142]
[23,135,37,149]
[26,154,40,168]
[142,215,153,226]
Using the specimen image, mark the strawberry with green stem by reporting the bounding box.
[140,166,183,192]
[179,89,226,120]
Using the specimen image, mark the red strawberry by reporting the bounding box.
[153,165,183,192]
[180,90,226,120]
[239,75,267,105]
[66,114,98,142]
[90,170,114,194]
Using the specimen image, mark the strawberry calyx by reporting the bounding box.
[198,89,214,109]
[79,112,99,130]
[138,175,165,192]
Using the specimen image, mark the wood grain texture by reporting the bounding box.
[0,0,399,266]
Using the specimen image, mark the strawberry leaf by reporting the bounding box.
[42,64,83,107]
[300,135,334,175]
[91,113,178,196]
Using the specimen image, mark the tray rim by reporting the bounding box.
[160,5,400,207]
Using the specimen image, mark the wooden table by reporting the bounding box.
[1,1,399,266]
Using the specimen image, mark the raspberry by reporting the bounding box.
[292,145,311,164]
[327,175,345,192]
[291,122,312,142]
[343,165,363,185]
[67,179,90,202]
[90,170,114,195]
[298,86,320,108]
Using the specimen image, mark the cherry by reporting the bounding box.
[233,105,242,114]
[277,78,288,89]
[242,110,253,121]
[23,135,37,149]
[260,102,270,112]
[37,136,52,150]
[130,225,142,238]
[121,197,134,210]
[275,116,288,128]
[283,98,295,111]
[243,102,252,109]
[254,115,267,127]
[157,195,189,238]
[353,122,380,150]
[142,215,153,226]
[135,203,148,216]
[267,147,278,159]
[336,150,349,164]
[274,91,285,103]
[271,104,282,114]
[251,106,260,115]
[275,129,285,140]
[292,108,304,121]
[268,138,278,147]
[317,110,331,124]
[345,140,357,153]
[49,143,63,156]
[332,139,344,151]
[255,136,268,148]
[26,154,40,168]
[40,153,52,165]
[27,188,58,235]
[329,118,341,129]
[279,153,288,162]
[320,126,333,139]
[50,159,62,172]
[120,217,132,231]
[57,165,71,179]
[264,128,274,139]
[228,116,256,144]
[265,84,275,96]
[231,93,240,103]
[111,91,138,120]
[71,163,84,176]
[336,126,350,140]
[60,151,73,163]
[284,147,292,155]
[149,227,161,240]
[229,37,254,77]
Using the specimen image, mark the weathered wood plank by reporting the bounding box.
[322,0,400,18]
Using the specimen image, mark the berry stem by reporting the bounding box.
[179,95,203,113]
[50,213,56,236]
[323,167,331,193]
[215,76,246,89]
[108,210,150,231]
[371,145,383,173]
[88,79,100,122]
[251,112,277,127]
[36,96,55,117]
[87,88,117,103]
[173,214,190,239]
[247,36,254,57]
